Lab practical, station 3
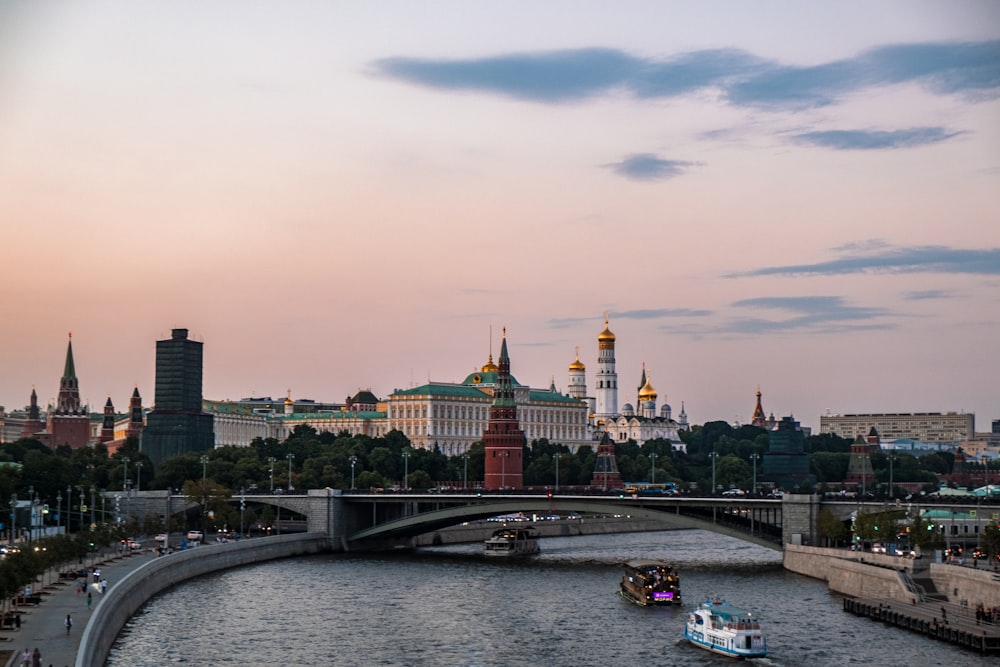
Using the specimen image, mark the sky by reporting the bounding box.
[1,1,998,433]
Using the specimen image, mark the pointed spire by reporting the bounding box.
[63,333,77,380]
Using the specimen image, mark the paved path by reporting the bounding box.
[2,548,152,667]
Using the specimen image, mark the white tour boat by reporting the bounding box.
[682,597,767,659]
[483,526,540,557]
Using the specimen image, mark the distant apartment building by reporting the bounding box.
[819,411,975,444]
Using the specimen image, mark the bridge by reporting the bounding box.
[107,489,998,552]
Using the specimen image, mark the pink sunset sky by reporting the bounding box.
[0,1,997,432]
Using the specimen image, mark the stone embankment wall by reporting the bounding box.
[784,544,1000,607]
[76,532,329,667]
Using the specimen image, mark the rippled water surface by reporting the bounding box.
[107,530,993,666]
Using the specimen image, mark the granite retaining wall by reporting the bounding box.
[76,532,329,667]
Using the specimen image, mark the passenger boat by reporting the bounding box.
[483,526,540,557]
[682,597,767,659]
[618,559,681,606]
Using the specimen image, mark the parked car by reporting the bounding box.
[186,530,204,543]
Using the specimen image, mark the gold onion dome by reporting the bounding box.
[638,376,657,401]
[569,352,585,372]
[598,321,616,343]
[481,354,499,373]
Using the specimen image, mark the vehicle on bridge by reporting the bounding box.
[683,597,767,659]
[624,482,679,496]
[484,526,540,557]
[618,559,681,606]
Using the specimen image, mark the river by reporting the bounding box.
[106,529,993,666]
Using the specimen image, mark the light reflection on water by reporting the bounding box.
[107,530,994,667]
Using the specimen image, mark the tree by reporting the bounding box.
[816,508,849,547]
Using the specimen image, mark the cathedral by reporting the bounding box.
[569,315,688,450]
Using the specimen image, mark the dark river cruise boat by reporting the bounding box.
[618,559,682,606]
[483,526,540,557]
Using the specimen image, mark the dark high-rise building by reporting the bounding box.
[762,415,815,491]
[141,328,214,465]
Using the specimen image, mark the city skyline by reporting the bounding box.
[1,2,998,431]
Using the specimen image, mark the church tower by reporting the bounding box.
[591,432,623,491]
[638,366,657,418]
[594,314,618,422]
[482,330,525,490]
[48,334,91,448]
[751,388,767,427]
[567,347,587,400]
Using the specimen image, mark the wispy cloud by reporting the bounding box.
[792,127,962,150]
[901,289,952,300]
[548,308,712,329]
[604,154,696,181]
[728,242,1000,277]
[373,40,1000,109]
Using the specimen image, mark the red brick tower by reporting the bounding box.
[48,333,91,448]
[845,426,878,491]
[20,387,45,439]
[99,396,115,443]
[591,432,623,491]
[751,388,767,427]
[483,330,525,490]
[124,386,144,440]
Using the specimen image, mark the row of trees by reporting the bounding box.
[0,420,984,533]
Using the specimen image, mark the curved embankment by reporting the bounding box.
[77,532,330,667]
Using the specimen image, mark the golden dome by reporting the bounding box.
[638,376,657,401]
[598,320,616,343]
[284,390,293,406]
[569,347,585,372]
[481,354,498,373]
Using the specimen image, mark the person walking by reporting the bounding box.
[86,591,92,611]
[64,614,72,635]
[20,647,30,667]
[30,647,40,667]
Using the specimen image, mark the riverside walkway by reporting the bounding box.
[1,546,153,667]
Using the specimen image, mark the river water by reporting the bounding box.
[107,529,992,666]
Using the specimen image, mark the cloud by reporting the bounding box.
[604,154,696,181]
[901,289,952,300]
[729,243,1000,277]
[792,127,962,150]
[682,295,894,335]
[373,40,1000,109]
[548,307,712,329]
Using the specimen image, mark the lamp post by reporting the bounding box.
[402,451,410,490]
[554,453,561,492]
[501,451,509,490]
[66,485,72,532]
[26,486,33,543]
[286,453,294,491]
[57,491,62,534]
[9,493,16,545]
[750,453,761,496]
[462,453,468,490]
[135,462,143,493]
[349,456,357,490]
[78,488,84,531]
[200,455,209,486]
[649,453,658,485]
[240,487,246,537]
[268,457,276,493]
[709,452,719,495]
[122,456,130,494]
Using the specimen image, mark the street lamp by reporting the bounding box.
[268,457,276,493]
[286,453,294,491]
[200,454,209,486]
[135,462,143,493]
[349,456,357,490]
[709,452,719,495]
[78,488,84,531]
[402,451,411,490]
[240,487,246,537]
[9,493,16,544]
[57,491,62,534]
[750,453,761,496]
[462,453,468,490]
[500,451,509,490]
[554,453,561,492]
[122,456,130,494]
[649,453,658,485]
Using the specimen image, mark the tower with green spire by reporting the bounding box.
[483,328,525,490]
[49,333,92,448]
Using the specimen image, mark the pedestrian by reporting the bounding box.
[20,647,30,667]
[31,647,40,667]
[100,578,108,594]
[86,592,92,611]
[64,614,72,635]
[75,581,82,596]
